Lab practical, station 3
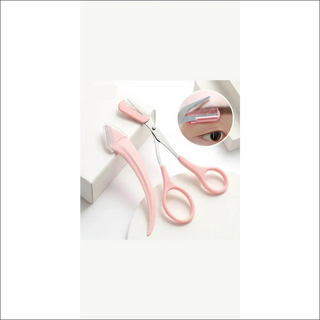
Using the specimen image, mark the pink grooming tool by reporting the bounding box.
[161,166,195,223]
[178,96,222,125]
[119,100,150,124]
[189,108,220,124]
[118,99,228,224]
[178,156,228,194]
[104,124,156,236]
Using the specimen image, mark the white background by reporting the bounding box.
[78,1,243,319]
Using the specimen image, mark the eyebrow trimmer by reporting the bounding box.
[104,124,156,236]
[178,96,221,125]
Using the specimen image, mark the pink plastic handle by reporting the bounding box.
[190,109,220,124]
[178,156,228,195]
[160,166,195,224]
[113,136,156,236]
[118,100,150,124]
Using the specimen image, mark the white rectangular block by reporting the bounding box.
[81,82,154,203]
[219,80,243,114]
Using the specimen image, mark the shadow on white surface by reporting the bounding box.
[80,197,91,212]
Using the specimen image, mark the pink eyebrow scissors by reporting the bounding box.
[118,99,229,224]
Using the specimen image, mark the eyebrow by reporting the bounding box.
[186,105,232,116]
[218,106,232,115]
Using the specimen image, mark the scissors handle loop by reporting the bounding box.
[178,156,228,195]
[160,166,195,224]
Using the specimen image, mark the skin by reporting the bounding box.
[180,112,233,146]
[178,90,233,146]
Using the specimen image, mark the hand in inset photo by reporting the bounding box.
[178,90,233,146]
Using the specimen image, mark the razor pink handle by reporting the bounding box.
[160,166,195,224]
[178,156,228,195]
[113,136,156,236]
[119,100,149,124]
[190,115,220,124]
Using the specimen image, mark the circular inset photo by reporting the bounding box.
[177,90,233,146]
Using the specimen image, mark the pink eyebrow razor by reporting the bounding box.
[178,96,221,125]
[119,99,228,224]
[104,124,156,236]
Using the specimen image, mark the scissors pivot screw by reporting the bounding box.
[152,126,156,130]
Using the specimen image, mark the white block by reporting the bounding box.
[219,80,243,114]
[81,82,154,203]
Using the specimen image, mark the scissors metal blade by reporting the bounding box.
[127,98,178,158]
[144,119,179,159]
